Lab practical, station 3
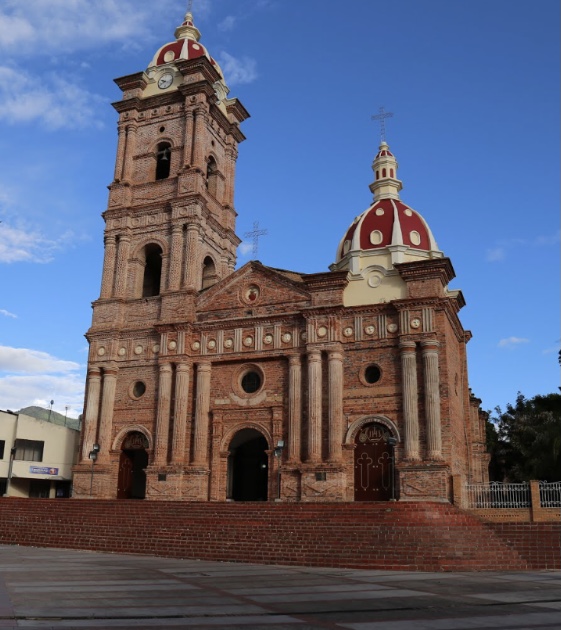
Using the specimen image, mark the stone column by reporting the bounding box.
[114,125,126,181]
[192,109,206,171]
[421,339,442,459]
[307,349,322,463]
[400,341,420,460]
[287,354,302,463]
[167,224,183,292]
[192,362,211,466]
[154,363,173,466]
[171,363,191,465]
[100,235,117,299]
[80,367,102,461]
[328,350,344,463]
[183,110,194,168]
[113,234,131,298]
[182,223,200,290]
[122,124,138,182]
[97,365,118,463]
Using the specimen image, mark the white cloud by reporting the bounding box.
[0,222,73,263]
[485,246,505,262]
[0,345,84,417]
[498,337,530,349]
[0,65,104,129]
[0,373,84,418]
[238,242,253,256]
[218,16,237,32]
[0,345,80,374]
[218,51,258,86]
[0,0,171,54]
[0,309,17,318]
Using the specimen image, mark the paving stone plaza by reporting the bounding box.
[0,545,560,629]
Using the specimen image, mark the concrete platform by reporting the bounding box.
[0,545,560,629]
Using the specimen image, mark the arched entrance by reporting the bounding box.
[354,423,394,501]
[117,431,148,499]
[227,428,269,501]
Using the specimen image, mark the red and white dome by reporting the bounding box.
[148,12,224,80]
[334,141,442,266]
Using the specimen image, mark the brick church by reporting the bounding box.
[72,10,489,502]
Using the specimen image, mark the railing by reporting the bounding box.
[539,481,561,508]
[466,481,531,509]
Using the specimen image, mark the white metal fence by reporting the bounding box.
[466,481,561,509]
[466,482,530,509]
[539,481,561,508]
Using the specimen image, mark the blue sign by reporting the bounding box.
[29,466,59,475]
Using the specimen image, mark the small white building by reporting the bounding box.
[0,410,80,498]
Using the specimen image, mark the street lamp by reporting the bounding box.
[273,440,284,500]
[387,437,398,501]
[88,443,100,496]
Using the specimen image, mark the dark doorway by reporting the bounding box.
[228,429,269,501]
[117,432,148,499]
[354,423,394,501]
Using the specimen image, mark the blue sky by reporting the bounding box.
[0,0,559,419]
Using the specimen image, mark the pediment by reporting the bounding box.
[196,262,311,319]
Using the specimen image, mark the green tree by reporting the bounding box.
[488,393,561,481]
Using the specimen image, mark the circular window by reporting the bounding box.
[131,381,146,399]
[363,365,381,385]
[241,371,261,394]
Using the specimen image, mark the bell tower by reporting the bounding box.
[96,9,248,325]
[74,10,248,499]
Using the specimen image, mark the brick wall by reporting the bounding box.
[1,499,558,571]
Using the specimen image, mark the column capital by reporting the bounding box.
[87,367,102,378]
[307,348,322,362]
[420,338,440,352]
[102,365,119,377]
[327,350,343,362]
[158,362,173,374]
[176,362,191,374]
[196,361,212,372]
[288,354,302,366]
[399,340,417,352]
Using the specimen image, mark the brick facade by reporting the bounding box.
[72,13,489,504]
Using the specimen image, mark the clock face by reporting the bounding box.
[157,73,173,90]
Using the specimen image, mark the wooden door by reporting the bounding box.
[117,452,133,499]
[354,423,393,501]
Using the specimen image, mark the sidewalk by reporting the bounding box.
[0,544,559,629]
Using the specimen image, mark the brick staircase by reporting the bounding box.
[0,499,558,571]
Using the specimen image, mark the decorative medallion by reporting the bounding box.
[168,340,177,350]
[152,344,160,353]
[208,339,216,350]
[404,209,413,217]
[364,325,376,335]
[370,230,383,245]
[367,274,382,288]
[387,323,398,333]
[134,345,143,355]
[281,332,292,343]
[411,318,421,329]
[97,347,106,356]
[301,332,307,341]
[263,334,273,345]
[244,284,260,304]
[375,208,385,216]
[224,338,233,349]
[243,336,254,347]
[343,240,351,254]
[343,327,354,338]
[118,347,126,357]
[317,326,328,338]
[191,341,201,351]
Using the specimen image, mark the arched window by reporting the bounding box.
[201,256,217,290]
[206,156,218,197]
[382,168,387,177]
[142,244,163,297]
[390,168,394,178]
[155,143,171,180]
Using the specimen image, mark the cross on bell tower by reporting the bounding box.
[244,221,268,256]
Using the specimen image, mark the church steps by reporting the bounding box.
[1,499,558,571]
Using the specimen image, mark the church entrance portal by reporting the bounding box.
[117,432,148,499]
[354,423,394,501]
[227,429,268,501]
